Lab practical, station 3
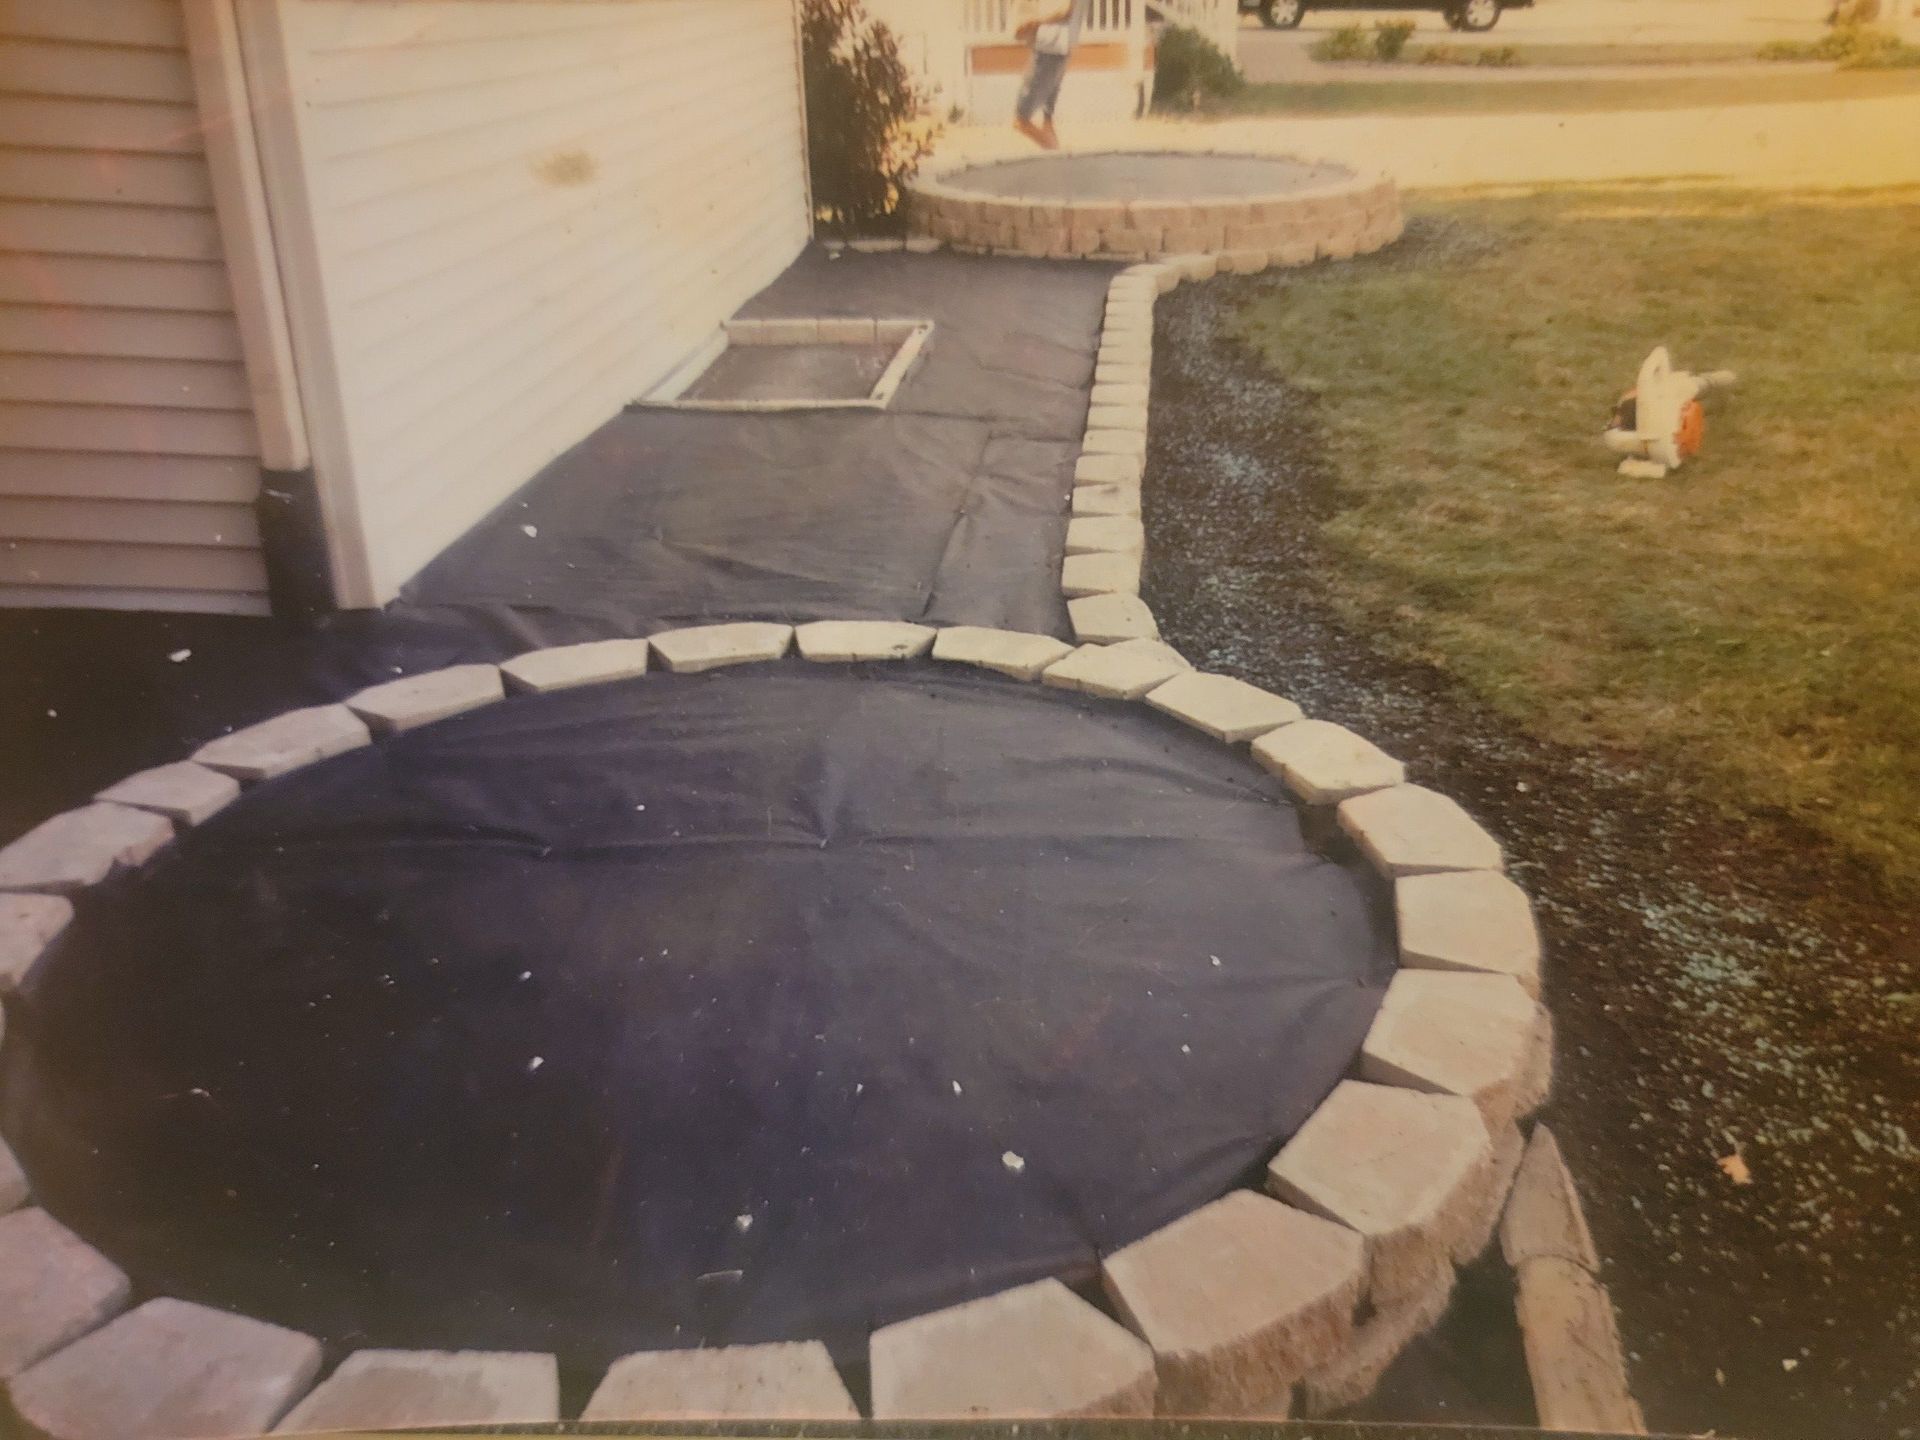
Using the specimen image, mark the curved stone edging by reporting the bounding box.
[0,622,1556,1432]
[906,152,1405,266]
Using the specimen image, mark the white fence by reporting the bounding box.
[1152,0,1242,62]
[868,0,1155,121]
[961,0,1139,39]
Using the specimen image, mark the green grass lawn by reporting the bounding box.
[1231,187,1920,891]
[1210,67,1920,115]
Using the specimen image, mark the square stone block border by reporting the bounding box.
[0,617,1575,1425]
[635,316,934,413]
[908,151,1403,267]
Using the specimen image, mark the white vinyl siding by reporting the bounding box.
[0,0,268,615]
[252,0,810,603]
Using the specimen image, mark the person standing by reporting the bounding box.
[1013,0,1086,149]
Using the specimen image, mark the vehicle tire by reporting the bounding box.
[1260,0,1304,28]
[1455,0,1501,29]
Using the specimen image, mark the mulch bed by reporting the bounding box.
[1141,252,1920,1440]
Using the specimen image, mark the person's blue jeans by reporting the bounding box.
[1016,51,1068,123]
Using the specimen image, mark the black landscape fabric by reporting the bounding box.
[384,249,1115,658]
[3,662,1394,1365]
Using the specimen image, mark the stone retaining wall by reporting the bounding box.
[0,617,1588,1432]
[906,152,1405,266]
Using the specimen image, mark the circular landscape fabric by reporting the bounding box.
[937,152,1352,204]
[0,662,1393,1363]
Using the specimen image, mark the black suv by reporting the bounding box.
[1241,0,1523,30]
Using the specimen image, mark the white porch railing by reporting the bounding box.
[962,0,1140,40]
[1151,0,1242,64]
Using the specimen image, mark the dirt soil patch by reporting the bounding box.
[1142,253,1920,1440]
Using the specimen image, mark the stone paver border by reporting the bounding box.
[905,152,1404,265]
[0,614,1568,1426]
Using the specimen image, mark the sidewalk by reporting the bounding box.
[934,90,1920,190]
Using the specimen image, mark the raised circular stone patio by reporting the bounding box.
[908,150,1404,265]
[0,621,1551,1431]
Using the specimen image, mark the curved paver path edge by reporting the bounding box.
[904,150,1404,266]
[0,613,1585,1427]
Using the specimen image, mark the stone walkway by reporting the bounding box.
[0,235,1631,1432]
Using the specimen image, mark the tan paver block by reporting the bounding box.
[1454,1120,1526,1265]
[871,1278,1154,1419]
[1083,429,1147,460]
[585,1342,856,1421]
[648,623,793,673]
[0,1135,25,1214]
[1086,405,1146,434]
[1175,253,1220,281]
[0,804,172,895]
[1145,672,1302,743]
[1062,550,1142,598]
[500,639,650,694]
[1072,483,1141,518]
[348,664,503,735]
[10,1297,320,1440]
[1065,515,1145,556]
[1069,593,1158,644]
[1361,971,1545,1133]
[1514,1258,1646,1435]
[1,893,72,992]
[194,704,370,782]
[1395,871,1541,996]
[1298,1262,1455,1417]
[1075,452,1143,485]
[929,627,1073,680]
[276,1349,557,1432]
[1251,720,1404,804]
[795,621,936,662]
[1219,249,1270,275]
[1336,785,1504,877]
[1090,382,1150,408]
[1102,1191,1364,1415]
[1518,1007,1554,1118]
[95,762,239,827]
[1043,639,1191,700]
[1501,1125,1599,1272]
[1267,1081,1490,1309]
[1094,362,1151,388]
[0,1209,131,1380]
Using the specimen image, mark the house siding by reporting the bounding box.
[253,0,811,603]
[0,0,269,615]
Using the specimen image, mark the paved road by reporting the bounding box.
[1235,0,1833,82]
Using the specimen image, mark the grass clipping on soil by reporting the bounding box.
[1230,187,1920,891]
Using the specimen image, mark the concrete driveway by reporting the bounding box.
[935,85,1920,190]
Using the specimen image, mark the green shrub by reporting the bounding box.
[1153,23,1245,110]
[1475,44,1522,66]
[1373,20,1417,61]
[1311,25,1369,61]
[1758,19,1920,65]
[800,0,939,236]
[1417,42,1463,64]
